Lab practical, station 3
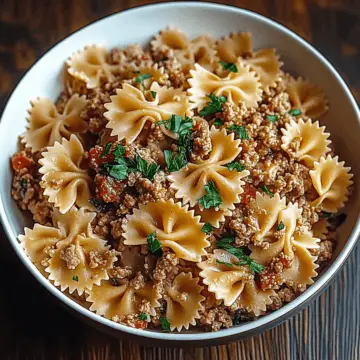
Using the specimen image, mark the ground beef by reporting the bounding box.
[199,305,233,331]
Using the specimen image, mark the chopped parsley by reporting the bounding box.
[266,115,278,123]
[130,154,161,181]
[100,142,112,157]
[216,259,234,267]
[198,181,223,209]
[138,312,148,321]
[164,149,187,172]
[219,234,235,244]
[216,237,264,274]
[322,211,332,219]
[103,161,129,181]
[226,162,246,172]
[147,231,162,256]
[110,278,119,286]
[150,91,157,99]
[72,275,78,282]
[261,185,274,198]
[199,93,227,117]
[218,60,238,73]
[158,115,193,137]
[277,221,285,231]
[135,73,152,89]
[289,108,302,116]
[201,222,214,234]
[213,118,224,126]
[159,315,171,331]
[113,144,125,158]
[228,124,249,140]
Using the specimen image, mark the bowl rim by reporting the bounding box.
[1,1,359,343]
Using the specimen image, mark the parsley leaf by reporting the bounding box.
[226,162,245,172]
[289,108,301,116]
[132,154,160,181]
[228,124,249,140]
[216,259,234,267]
[107,163,128,180]
[138,312,148,321]
[164,149,187,172]
[218,61,238,73]
[113,144,125,158]
[201,222,214,234]
[147,231,162,255]
[158,115,193,136]
[72,275,78,282]
[213,118,224,126]
[218,234,235,244]
[199,93,227,117]
[322,211,332,219]
[261,185,274,198]
[159,315,171,331]
[150,91,157,99]
[135,73,152,89]
[266,115,278,123]
[100,142,112,158]
[277,221,285,231]
[198,181,223,209]
[216,239,264,274]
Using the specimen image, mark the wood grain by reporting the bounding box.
[0,0,359,359]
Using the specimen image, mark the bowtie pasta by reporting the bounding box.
[11,28,353,333]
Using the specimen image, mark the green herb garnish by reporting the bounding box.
[198,181,223,209]
[322,211,332,219]
[159,315,171,331]
[233,310,241,326]
[218,61,238,73]
[216,259,234,267]
[226,162,246,172]
[135,73,152,89]
[147,231,162,255]
[277,221,285,231]
[72,275,78,282]
[216,239,264,274]
[228,124,249,140]
[213,118,224,126]
[289,108,301,116]
[164,149,187,172]
[150,91,157,99]
[266,115,278,123]
[138,312,148,321]
[131,154,161,181]
[201,222,214,234]
[158,115,193,137]
[113,144,125,158]
[261,185,274,198]
[100,142,112,158]
[199,93,227,117]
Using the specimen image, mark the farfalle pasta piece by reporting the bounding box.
[191,35,217,71]
[281,118,331,167]
[86,280,160,320]
[19,207,115,295]
[168,127,249,210]
[104,82,193,143]
[188,62,262,110]
[310,155,353,213]
[216,32,252,63]
[194,205,232,228]
[286,76,329,118]
[123,199,209,262]
[252,192,287,243]
[133,63,169,89]
[39,134,93,214]
[165,272,204,331]
[198,250,274,313]
[251,203,320,287]
[67,45,119,88]
[23,95,88,152]
[240,48,283,89]
[312,218,330,240]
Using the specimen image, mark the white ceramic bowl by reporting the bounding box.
[0,2,359,346]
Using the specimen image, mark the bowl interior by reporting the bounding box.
[0,2,359,344]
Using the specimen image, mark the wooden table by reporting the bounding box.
[0,0,359,359]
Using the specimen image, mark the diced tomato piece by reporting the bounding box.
[96,174,124,203]
[11,152,33,172]
[88,145,114,171]
[135,320,148,329]
[241,183,256,204]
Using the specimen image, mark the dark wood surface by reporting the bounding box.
[0,0,359,359]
